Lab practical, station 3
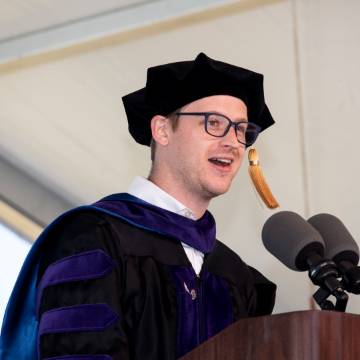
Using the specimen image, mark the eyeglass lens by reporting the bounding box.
[205,113,258,145]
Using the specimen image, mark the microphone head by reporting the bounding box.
[262,211,325,271]
[308,213,359,265]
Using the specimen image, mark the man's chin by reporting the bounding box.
[204,182,232,199]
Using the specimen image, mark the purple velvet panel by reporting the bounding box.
[93,194,216,253]
[44,356,112,360]
[36,250,114,318]
[39,303,119,336]
[201,270,233,341]
[169,266,199,358]
[169,266,233,358]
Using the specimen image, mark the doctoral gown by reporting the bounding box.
[0,193,276,360]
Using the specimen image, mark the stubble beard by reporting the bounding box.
[187,171,233,204]
[172,155,236,205]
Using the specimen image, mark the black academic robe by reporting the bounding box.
[35,208,276,360]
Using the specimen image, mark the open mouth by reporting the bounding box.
[208,158,233,168]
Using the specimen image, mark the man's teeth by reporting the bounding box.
[211,158,232,164]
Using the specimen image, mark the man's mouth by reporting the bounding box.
[208,157,233,168]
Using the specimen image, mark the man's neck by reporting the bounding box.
[148,174,210,220]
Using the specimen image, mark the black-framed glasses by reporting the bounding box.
[175,112,261,146]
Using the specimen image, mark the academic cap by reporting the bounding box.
[122,52,275,146]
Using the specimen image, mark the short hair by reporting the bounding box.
[150,110,180,162]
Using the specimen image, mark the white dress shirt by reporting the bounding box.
[128,176,204,275]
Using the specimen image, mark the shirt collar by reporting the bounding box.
[128,176,197,220]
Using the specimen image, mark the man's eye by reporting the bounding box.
[208,120,220,127]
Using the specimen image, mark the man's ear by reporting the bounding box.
[150,115,170,146]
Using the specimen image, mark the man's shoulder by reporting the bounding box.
[44,204,148,240]
[41,205,188,266]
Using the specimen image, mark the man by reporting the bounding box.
[0,52,276,360]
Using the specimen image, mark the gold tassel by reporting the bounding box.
[248,148,279,209]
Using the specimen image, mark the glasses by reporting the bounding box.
[175,112,261,146]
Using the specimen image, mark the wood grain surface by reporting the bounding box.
[180,310,360,360]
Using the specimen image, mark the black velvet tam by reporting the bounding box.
[122,52,275,146]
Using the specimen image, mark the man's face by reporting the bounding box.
[164,95,248,201]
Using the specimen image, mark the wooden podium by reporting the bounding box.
[180,310,360,360]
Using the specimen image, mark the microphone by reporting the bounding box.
[262,211,348,311]
[308,213,360,294]
[262,211,325,271]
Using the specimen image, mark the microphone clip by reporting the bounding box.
[307,255,349,312]
[313,286,348,312]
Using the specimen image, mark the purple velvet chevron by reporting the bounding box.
[44,356,112,360]
[169,266,233,358]
[39,303,118,336]
[36,250,114,317]
[38,303,118,358]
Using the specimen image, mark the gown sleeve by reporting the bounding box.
[248,266,277,316]
[36,211,129,360]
